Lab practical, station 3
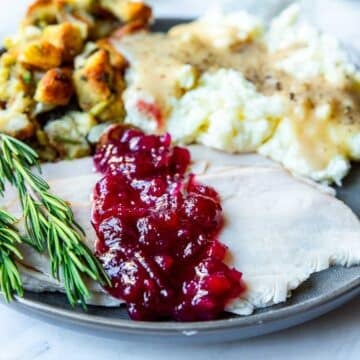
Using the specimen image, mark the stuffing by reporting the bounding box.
[0,110,34,139]
[73,49,113,109]
[99,0,152,24]
[73,48,125,121]
[111,19,150,39]
[0,0,149,159]
[23,0,152,39]
[96,38,128,69]
[23,0,60,27]
[34,68,74,106]
[44,110,97,158]
[42,22,85,62]
[20,40,62,70]
[0,51,36,138]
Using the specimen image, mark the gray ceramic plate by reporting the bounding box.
[4,18,360,343]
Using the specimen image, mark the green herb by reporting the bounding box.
[0,134,110,307]
[0,209,24,302]
[53,135,83,145]
[89,98,111,117]
[22,71,32,85]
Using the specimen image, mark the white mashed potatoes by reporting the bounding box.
[259,4,360,184]
[116,4,360,184]
[167,69,284,152]
[266,4,359,86]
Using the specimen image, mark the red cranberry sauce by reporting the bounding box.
[92,126,245,321]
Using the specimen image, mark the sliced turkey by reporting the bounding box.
[0,146,359,313]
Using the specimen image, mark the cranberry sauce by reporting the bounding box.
[92,126,245,321]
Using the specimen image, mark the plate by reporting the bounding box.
[4,18,360,343]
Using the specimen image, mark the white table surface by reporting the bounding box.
[0,1,359,359]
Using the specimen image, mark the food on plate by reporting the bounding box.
[0,0,151,159]
[117,5,360,184]
[0,133,109,306]
[0,1,358,184]
[2,127,359,320]
[93,127,245,321]
[0,1,359,322]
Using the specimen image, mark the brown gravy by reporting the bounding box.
[113,27,360,169]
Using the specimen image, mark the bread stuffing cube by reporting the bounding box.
[73,49,113,110]
[73,48,125,121]
[35,68,74,105]
[43,22,85,62]
[20,40,62,70]
[0,110,34,139]
[100,0,152,23]
[44,110,96,158]
[96,39,128,70]
[24,0,59,27]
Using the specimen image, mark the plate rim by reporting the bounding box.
[10,273,359,335]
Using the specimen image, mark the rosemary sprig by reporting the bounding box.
[0,134,110,307]
[0,209,24,302]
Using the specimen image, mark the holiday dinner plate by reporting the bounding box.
[7,167,360,342]
[2,18,360,343]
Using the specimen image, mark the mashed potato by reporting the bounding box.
[260,4,360,184]
[118,5,360,184]
[266,4,359,86]
[167,69,284,152]
[169,8,263,49]
[258,115,351,185]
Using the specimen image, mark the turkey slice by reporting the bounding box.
[196,167,360,314]
[0,147,359,313]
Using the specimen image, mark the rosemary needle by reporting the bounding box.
[0,134,110,307]
[0,209,24,302]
